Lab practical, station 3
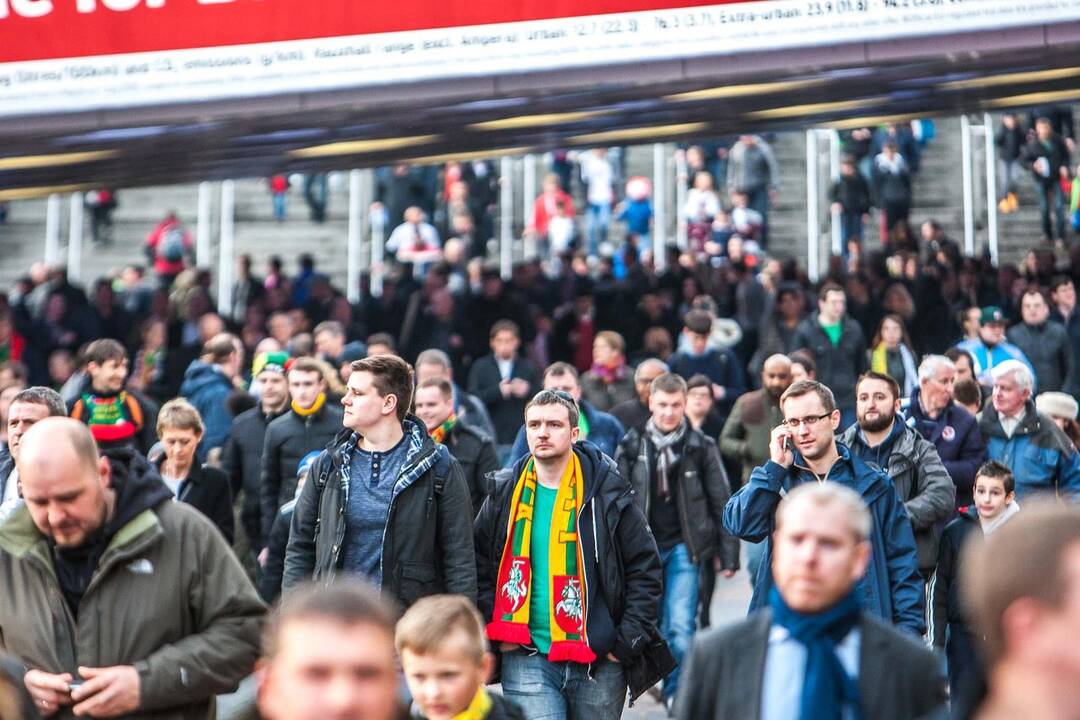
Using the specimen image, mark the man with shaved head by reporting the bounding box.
[0,418,263,719]
[610,358,670,431]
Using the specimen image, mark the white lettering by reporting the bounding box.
[101,0,141,10]
[7,0,53,18]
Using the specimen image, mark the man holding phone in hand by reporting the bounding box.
[723,380,925,634]
[0,418,263,719]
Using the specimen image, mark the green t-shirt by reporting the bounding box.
[821,320,843,346]
[528,484,559,654]
[578,409,590,440]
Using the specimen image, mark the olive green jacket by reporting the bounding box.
[719,389,785,486]
[0,501,265,720]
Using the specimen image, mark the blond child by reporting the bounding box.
[396,596,523,720]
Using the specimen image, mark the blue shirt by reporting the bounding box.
[341,436,409,587]
[761,625,861,720]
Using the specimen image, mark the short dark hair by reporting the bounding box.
[686,374,712,393]
[543,362,579,382]
[780,379,836,414]
[202,333,239,365]
[818,281,845,301]
[1050,275,1074,294]
[84,339,127,367]
[366,333,396,353]
[288,356,324,378]
[490,320,520,341]
[856,371,901,402]
[265,581,397,659]
[953,378,983,409]
[524,389,579,428]
[350,355,415,422]
[684,309,713,336]
[650,372,688,397]
[975,459,1015,495]
[789,351,817,376]
[10,386,66,418]
[417,377,453,400]
[945,347,976,370]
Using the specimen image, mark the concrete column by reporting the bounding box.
[216,180,235,317]
[67,193,84,282]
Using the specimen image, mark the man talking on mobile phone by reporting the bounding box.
[723,380,925,635]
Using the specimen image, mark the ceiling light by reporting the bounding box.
[0,183,94,201]
[664,78,826,102]
[568,122,710,145]
[469,110,611,132]
[399,146,535,165]
[745,97,884,120]
[941,67,1080,91]
[289,135,439,158]
[0,150,118,171]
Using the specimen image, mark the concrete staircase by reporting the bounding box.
[0,117,1060,293]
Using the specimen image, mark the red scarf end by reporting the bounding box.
[486,622,532,646]
[548,641,597,664]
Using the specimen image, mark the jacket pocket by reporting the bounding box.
[398,561,437,605]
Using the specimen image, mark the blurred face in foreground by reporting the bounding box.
[772,498,870,613]
[259,619,399,720]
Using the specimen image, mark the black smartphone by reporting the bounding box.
[783,436,794,453]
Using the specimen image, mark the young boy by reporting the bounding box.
[931,460,1020,714]
[396,595,524,720]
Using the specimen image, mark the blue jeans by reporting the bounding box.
[586,202,611,256]
[1036,180,1067,240]
[501,650,626,720]
[658,543,699,701]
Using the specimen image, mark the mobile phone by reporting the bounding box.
[783,436,794,453]
[69,679,84,692]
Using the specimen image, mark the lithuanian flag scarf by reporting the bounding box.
[487,453,595,663]
[430,412,457,445]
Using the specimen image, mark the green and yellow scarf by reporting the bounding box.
[430,412,457,445]
[487,454,595,663]
[453,687,492,720]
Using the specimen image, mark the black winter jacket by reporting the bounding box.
[222,406,286,552]
[259,402,343,546]
[1007,321,1075,394]
[283,417,478,608]
[474,442,667,701]
[791,316,868,410]
[442,421,499,517]
[155,459,235,544]
[615,426,740,570]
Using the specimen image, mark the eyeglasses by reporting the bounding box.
[781,413,833,430]
[548,389,576,403]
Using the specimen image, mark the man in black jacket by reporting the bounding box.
[260,356,343,548]
[414,377,498,517]
[223,351,290,563]
[791,282,867,430]
[475,389,668,717]
[284,355,476,609]
[676,482,945,720]
[415,348,496,440]
[1022,116,1072,243]
[466,320,540,460]
[1008,287,1074,394]
[615,372,739,709]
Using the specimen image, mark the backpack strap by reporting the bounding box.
[432,445,452,496]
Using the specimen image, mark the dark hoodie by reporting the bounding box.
[179,360,235,461]
[51,447,172,617]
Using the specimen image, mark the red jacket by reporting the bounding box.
[531,190,574,236]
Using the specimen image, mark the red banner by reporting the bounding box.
[0,0,722,64]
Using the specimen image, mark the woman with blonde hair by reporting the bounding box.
[156,398,234,542]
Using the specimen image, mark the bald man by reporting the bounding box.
[720,354,793,489]
[0,418,263,720]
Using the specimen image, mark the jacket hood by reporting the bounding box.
[791,441,891,502]
[179,360,231,396]
[840,420,916,462]
[0,446,172,556]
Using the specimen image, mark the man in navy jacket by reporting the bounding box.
[905,355,987,509]
[723,380,925,635]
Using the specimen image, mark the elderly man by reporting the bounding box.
[0,418,263,719]
[956,307,1035,389]
[906,355,987,509]
[978,359,1080,500]
[0,387,67,516]
[610,359,669,431]
[679,483,945,719]
[841,371,954,580]
[724,380,924,634]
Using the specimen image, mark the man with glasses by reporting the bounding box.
[906,355,987,510]
[474,388,668,717]
[724,380,925,634]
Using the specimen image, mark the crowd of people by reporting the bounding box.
[2,114,1080,720]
